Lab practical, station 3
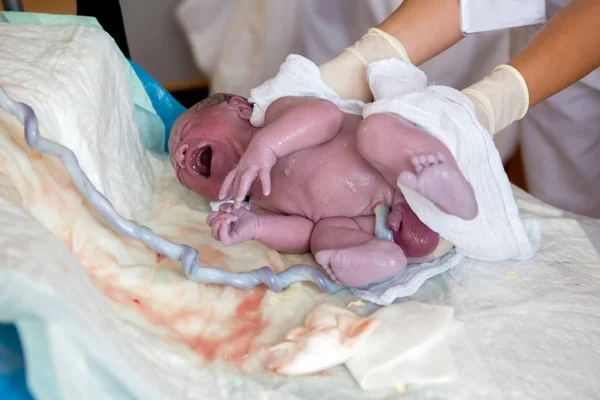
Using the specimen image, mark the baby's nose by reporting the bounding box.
[175,144,189,169]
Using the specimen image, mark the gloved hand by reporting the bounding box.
[318,28,411,102]
[461,64,530,135]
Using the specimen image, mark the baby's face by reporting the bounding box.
[169,97,255,200]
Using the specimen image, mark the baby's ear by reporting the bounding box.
[229,96,253,120]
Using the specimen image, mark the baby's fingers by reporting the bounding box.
[206,211,221,226]
[234,168,257,208]
[218,220,234,245]
[219,170,237,200]
[210,219,223,241]
[212,214,237,241]
[210,213,237,229]
[218,203,234,213]
[259,168,271,196]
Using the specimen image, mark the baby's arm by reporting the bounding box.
[259,96,344,158]
[220,96,344,206]
[207,204,314,254]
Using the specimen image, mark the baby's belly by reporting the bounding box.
[270,146,395,220]
[302,166,394,220]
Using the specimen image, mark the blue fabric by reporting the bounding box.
[0,323,33,400]
[127,60,187,153]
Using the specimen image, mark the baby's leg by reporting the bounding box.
[310,217,407,288]
[356,113,478,220]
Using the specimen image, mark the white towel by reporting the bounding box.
[264,301,457,390]
[249,55,540,305]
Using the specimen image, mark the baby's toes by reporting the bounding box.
[426,154,438,165]
[315,252,341,284]
[411,155,424,172]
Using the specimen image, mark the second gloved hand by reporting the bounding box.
[461,64,530,135]
[318,28,411,102]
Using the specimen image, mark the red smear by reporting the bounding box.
[156,253,165,262]
[197,244,229,270]
[351,318,376,337]
[93,272,268,366]
[9,134,42,160]
[183,287,267,362]
[236,288,265,320]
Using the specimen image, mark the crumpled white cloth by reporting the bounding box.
[265,301,456,390]
[249,54,540,305]
[346,301,456,390]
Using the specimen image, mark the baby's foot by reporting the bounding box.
[315,239,407,288]
[398,153,478,220]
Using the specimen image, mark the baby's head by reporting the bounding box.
[169,93,257,200]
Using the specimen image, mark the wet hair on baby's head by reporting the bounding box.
[189,93,245,113]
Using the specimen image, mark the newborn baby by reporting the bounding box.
[168,93,477,287]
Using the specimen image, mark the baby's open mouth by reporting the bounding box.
[190,146,212,178]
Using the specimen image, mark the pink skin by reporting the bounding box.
[356,113,478,220]
[168,97,257,201]
[170,95,478,288]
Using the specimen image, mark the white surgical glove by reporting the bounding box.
[461,64,530,135]
[318,28,411,102]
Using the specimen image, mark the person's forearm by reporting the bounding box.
[508,0,600,108]
[377,0,463,66]
[254,214,314,254]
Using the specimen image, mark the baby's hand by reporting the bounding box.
[219,138,276,208]
[206,204,259,246]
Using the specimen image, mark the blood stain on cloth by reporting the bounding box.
[8,132,42,160]
[1,119,274,370]
[181,287,268,363]
[197,244,229,270]
[92,269,268,366]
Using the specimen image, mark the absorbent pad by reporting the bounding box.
[0,18,164,220]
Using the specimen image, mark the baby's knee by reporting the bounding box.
[309,217,358,253]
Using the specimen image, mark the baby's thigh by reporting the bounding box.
[310,216,376,252]
[356,113,450,173]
